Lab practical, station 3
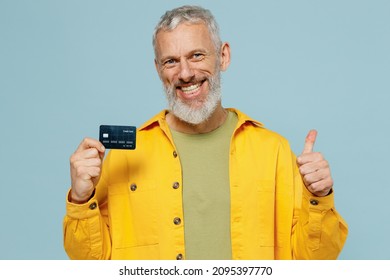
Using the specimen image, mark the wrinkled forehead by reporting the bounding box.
[154,22,215,58]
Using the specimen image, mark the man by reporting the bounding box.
[64,5,348,260]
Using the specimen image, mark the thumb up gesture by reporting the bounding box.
[297,130,333,197]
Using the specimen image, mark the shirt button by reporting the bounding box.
[176,253,183,260]
[310,199,319,206]
[130,183,137,191]
[172,182,180,189]
[89,202,97,210]
[173,217,181,225]
[173,151,178,158]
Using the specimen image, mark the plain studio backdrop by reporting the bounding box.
[0,0,389,260]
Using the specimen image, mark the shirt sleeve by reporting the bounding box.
[291,153,349,259]
[63,188,111,259]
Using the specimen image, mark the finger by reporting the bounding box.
[306,178,333,197]
[82,148,102,160]
[302,168,329,186]
[71,148,101,163]
[76,137,105,154]
[299,159,329,175]
[297,152,324,165]
[302,129,317,154]
[76,166,101,181]
[73,158,102,169]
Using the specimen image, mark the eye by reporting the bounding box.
[163,58,177,68]
[192,53,205,60]
[165,59,175,64]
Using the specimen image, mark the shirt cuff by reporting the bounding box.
[302,186,335,211]
[66,188,100,219]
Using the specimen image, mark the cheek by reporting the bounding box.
[160,71,178,85]
[200,68,218,80]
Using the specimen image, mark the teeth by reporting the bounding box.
[181,83,200,94]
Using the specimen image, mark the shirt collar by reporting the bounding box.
[227,108,264,128]
[138,108,264,131]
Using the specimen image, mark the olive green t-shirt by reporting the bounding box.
[170,111,238,260]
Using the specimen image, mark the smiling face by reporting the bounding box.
[154,23,230,125]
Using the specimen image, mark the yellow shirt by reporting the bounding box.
[63,108,348,260]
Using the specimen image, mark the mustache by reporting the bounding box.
[173,77,207,88]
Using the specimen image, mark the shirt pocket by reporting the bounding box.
[256,180,275,247]
[109,181,159,249]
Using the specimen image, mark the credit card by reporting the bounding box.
[99,125,136,150]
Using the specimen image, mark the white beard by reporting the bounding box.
[164,71,222,125]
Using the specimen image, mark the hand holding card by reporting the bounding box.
[69,125,136,204]
[69,138,106,204]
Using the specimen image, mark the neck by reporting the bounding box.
[167,104,228,134]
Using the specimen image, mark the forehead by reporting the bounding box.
[155,23,214,58]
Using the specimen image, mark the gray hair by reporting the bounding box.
[152,5,222,58]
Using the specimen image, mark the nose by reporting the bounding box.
[178,59,195,82]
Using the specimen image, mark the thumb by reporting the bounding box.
[302,129,317,154]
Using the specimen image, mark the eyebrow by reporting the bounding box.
[158,55,178,64]
[158,48,210,64]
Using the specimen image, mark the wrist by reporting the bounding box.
[69,189,95,204]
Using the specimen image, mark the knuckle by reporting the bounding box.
[309,184,316,193]
[72,160,80,169]
[70,159,80,170]
[87,148,98,157]
[303,175,311,186]
[75,166,86,177]
[91,148,98,156]
[69,154,75,164]
[69,152,79,163]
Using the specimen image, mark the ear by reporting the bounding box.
[219,42,231,72]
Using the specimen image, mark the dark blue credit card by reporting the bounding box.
[99,125,136,150]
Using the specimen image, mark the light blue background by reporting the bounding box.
[0,0,389,260]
